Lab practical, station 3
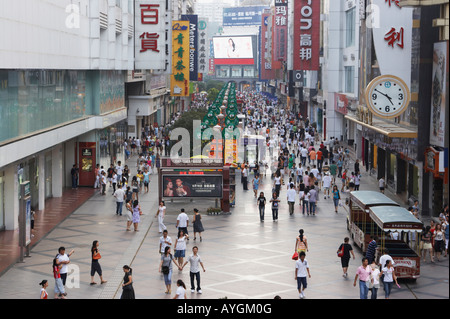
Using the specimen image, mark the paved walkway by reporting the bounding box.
[0,141,448,300]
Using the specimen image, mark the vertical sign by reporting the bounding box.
[293,0,320,71]
[430,41,448,148]
[198,19,209,75]
[171,21,190,96]
[135,0,166,70]
[181,15,198,81]
[274,0,288,62]
[260,13,276,80]
[209,39,215,76]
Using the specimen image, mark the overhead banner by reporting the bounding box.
[181,14,198,81]
[430,41,448,148]
[273,0,288,62]
[171,21,190,96]
[135,0,166,70]
[293,0,320,71]
[223,6,268,27]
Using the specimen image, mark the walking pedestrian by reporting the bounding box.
[273,172,282,197]
[56,247,74,288]
[252,174,261,198]
[181,246,206,294]
[242,165,249,190]
[70,164,78,189]
[365,236,378,264]
[125,199,133,231]
[421,226,434,262]
[39,280,49,299]
[156,201,167,233]
[369,260,380,299]
[378,176,386,193]
[90,240,107,285]
[52,257,66,299]
[353,257,373,299]
[337,237,355,278]
[120,265,135,299]
[159,229,172,255]
[192,208,204,242]
[174,229,189,268]
[270,193,280,221]
[380,259,399,299]
[257,192,266,222]
[322,172,332,199]
[332,185,340,213]
[433,223,445,261]
[176,208,189,237]
[113,184,125,216]
[287,183,296,215]
[173,280,187,299]
[294,251,311,299]
[132,200,141,231]
[295,229,308,255]
[308,185,318,215]
[159,246,181,294]
[100,171,107,195]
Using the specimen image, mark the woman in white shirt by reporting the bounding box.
[174,230,188,268]
[380,259,399,299]
[156,201,167,233]
[369,261,380,299]
[173,279,187,299]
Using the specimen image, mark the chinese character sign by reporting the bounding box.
[273,0,288,62]
[171,21,190,96]
[135,0,166,70]
[198,19,209,75]
[293,0,320,71]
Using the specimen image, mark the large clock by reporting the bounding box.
[364,75,411,119]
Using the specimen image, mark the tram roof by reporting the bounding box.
[369,205,423,232]
[349,191,400,208]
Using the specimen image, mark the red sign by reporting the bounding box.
[140,4,159,24]
[384,27,404,49]
[293,0,320,71]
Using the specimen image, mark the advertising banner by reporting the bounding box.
[181,14,198,81]
[171,21,190,96]
[273,0,288,61]
[198,18,209,74]
[430,41,448,148]
[162,174,223,198]
[223,6,268,27]
[260,13,276,80]
[293,0,320,71]
[134,0,166,70]
[213,36,254,65]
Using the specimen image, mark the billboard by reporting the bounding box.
[181,14,198,81]
[170,21,190,96]
[162,174,223,198]
[134,0,166,70]
[223,6,268,27]
[213,36,255,65]
[273,0,288,61]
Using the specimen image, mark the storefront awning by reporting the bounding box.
[345,114,418,138]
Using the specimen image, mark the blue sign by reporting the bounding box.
[223,6,268,27]
[181,14,198,81]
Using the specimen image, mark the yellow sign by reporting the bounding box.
[171,21,190,96]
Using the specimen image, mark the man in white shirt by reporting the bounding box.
[242,166,249,190]
[115,161,123,186]
[159,229,172,254]
[114,184,125,216]
[310,165,319,179]
[181,246,206,294]
[322,173,332,199]
[295,251,311,299]
[176,208,189,237]
[56,247,74,288]
[300,147,308,166]
[287,183,297,215]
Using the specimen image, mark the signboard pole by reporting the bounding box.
[18,181,32,263]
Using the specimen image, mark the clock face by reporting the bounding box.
[365,75,410,119]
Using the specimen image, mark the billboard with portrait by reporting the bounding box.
[213,36,255,65]
[162,174,223,198]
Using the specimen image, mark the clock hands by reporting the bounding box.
[374,89,394,105]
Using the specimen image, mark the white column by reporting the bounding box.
[52,146,63,198]
[38,153,45,210]
[4,164,19,230]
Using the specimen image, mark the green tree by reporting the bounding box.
[207,87,219,102]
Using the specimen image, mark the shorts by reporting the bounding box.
[297,277,307,290]
[379,187,385,191]
[174,250,185,258]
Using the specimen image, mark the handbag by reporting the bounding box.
[93,252,101,260]
[337,245,344,257]
[161,266,170,274]
[292,252,298,260]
